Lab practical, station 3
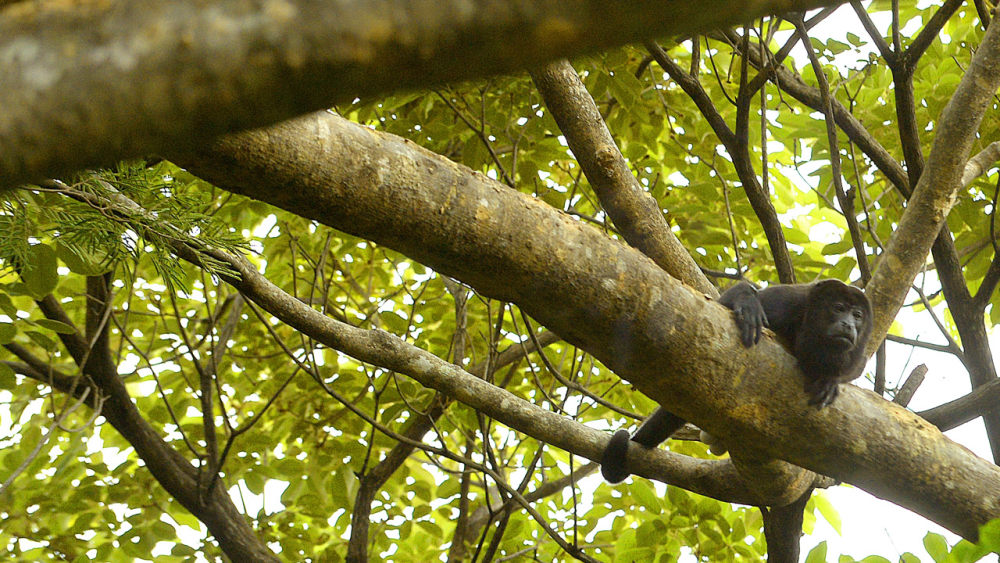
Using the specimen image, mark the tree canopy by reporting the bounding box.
[3,1,1000,561]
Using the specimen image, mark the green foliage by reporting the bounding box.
[1,2,996,561]
[907,518,1000,563]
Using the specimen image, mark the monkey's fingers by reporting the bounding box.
[734,303,766,347]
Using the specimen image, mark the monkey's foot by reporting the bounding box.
[805,379,839,408]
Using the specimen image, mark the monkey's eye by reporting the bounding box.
[833,302,848,313]
[853,310,864,320]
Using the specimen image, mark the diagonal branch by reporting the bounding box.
[866,3,1000,354]
[721,28,910,193]
[530,60,716,295]
[175,240,776,506]
[59,182,786,508]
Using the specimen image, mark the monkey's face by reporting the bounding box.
[823,300,867,349]
[804,280,872,356]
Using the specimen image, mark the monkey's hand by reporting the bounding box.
[720,283,768,347]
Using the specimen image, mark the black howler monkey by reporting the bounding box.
[600,279,872,483]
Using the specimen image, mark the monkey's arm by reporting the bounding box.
[755,284,811,341]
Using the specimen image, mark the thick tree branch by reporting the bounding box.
[869,0,1000,461]
[761,487,812,563]
[930,230,1000,462]
[530,59,815,562]
[530,60,716,296]
[173,112,1000,538]
[963,141,1000,190]
[866,9,1000,353]
[0,0,848,190]
[921,377,1000,431]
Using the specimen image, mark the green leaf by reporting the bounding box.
[33,318,76,334]
[0,362,16,389]
[151,520,177,540]
[25,330,56,350]
[805,542,828,563]
[923,532,949,560]
[243,470,266,495]
[0,292,17,317]
[57,242,111,276]
[631,480,662,513]
[666,484,692,510]
[949,538,990,563]
[812,492,842,534]
[614,528,652,563]
[0,322,15,344]
[977,517,1000,551]
[166,504,204,532]
[825,38,853,55]
[19,244,59,299]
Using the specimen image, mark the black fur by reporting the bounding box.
[599,279,872,483]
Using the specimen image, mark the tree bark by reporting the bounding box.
[0,0,849,190]
[173,111,1000,539]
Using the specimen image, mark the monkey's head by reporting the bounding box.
[794,279,872,380]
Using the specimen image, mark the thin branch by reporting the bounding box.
[893,364,927,407]
[792,15,872,282]
[899,0,963,70]
[850,1,894,62]
[962,140,1000,188]
[646,40,795,282]
[0,387,94,496]
[885,334,960,356]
